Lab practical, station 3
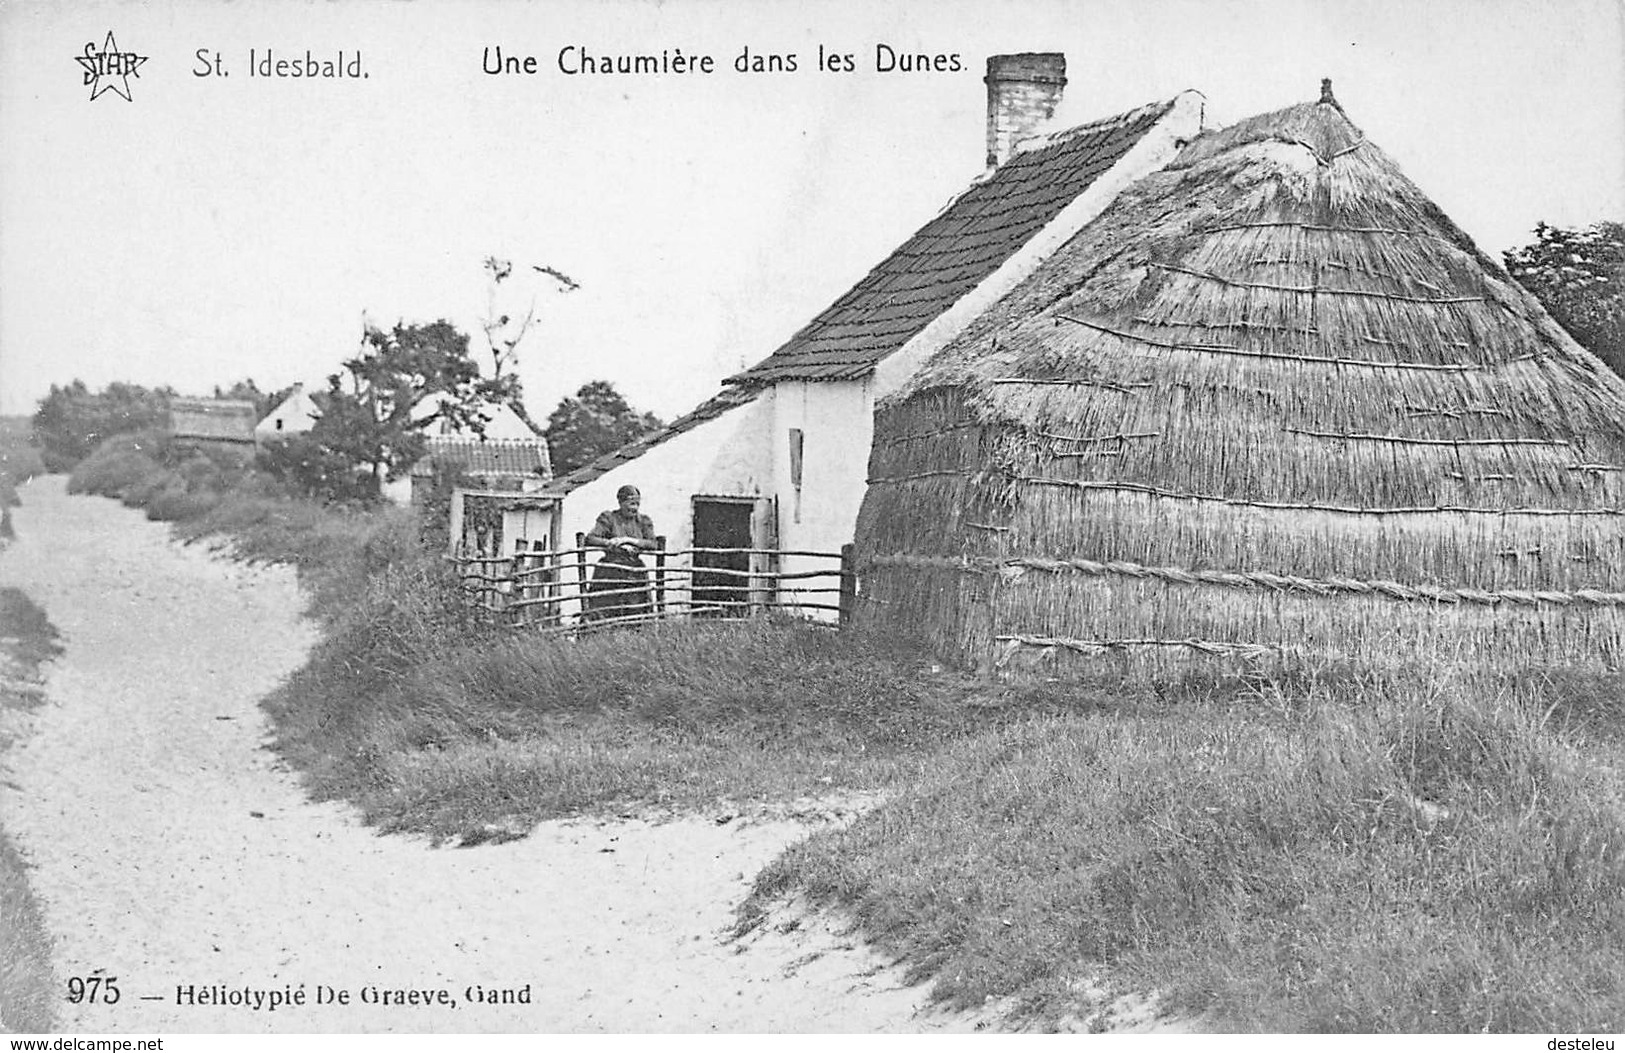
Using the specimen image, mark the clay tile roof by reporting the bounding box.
[415,436,551,477]
[724,98,1177,386]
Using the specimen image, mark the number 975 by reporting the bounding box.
[66,976,120,1004]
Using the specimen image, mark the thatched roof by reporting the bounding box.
[855,88,1625,675]
[170,398,258,444]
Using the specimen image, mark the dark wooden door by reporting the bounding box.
[692,499,753,616]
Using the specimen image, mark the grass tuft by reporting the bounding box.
[743,666,1625,1031]
[262,609,1083,838]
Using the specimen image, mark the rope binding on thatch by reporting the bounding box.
[1282,428,1571,448]
[873,421,981,446]
[1053,313,1520,371]
[996,476,1625,516]
[995,634,1282,660]
[1201,222,1453,242]
[1041,429,1159,458]
[1039,429,1160,443]
[988,377,1152,391]
[1056,313,1241,351]
[1131,316,1321,334]
[1362,331,1470,348]
[866,468,1625,517]
[1406,405,1510,419]
[869,469,968,483]
[865,552,1625,608]
[1149,263,1489,305]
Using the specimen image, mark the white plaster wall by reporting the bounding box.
[770,378,873,620]
[557,382,866,623]
[770,379,873,555]
[560,391,775,556]
[557,391,775,620]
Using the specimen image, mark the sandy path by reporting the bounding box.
[0,478,970,1033]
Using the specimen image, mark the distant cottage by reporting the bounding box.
[405,391,555,557]
[545,55,1209,616]
[412,435,552,502]
[381,398,549,508]
[253,384,321,445]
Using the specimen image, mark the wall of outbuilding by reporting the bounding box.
[559,390,776,565]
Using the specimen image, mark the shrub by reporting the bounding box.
[68,431,177,500]
[32,380,171,471]
[144,482,221,522]
[257,434,379,504]
[0,420,45,507]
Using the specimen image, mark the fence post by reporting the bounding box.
[498,553,513,623]
[533,539,550,626]
[654,535,667,618]
[512,538,528,628]
[521,538,546,628]
[839,543,856,627]
[575,532,589,625]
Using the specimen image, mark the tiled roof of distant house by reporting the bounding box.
[413,436,552,478]
[723,98,1177,385]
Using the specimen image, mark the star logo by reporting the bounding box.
[76,32,148,102]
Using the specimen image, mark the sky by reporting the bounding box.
[2,0,1622,422]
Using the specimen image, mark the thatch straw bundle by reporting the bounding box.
[854,91,1625,675]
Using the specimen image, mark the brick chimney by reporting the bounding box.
[984,53,1067,169]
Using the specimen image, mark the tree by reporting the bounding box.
[543,381,663,475]
[313,319,515,488]
[31,380,173,471]
[255,432,379,504]
[1504,221,1625,379]
[481,255,580,434]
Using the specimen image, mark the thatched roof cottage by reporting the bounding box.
[545,55,1209,612]
[855,83,1625,674]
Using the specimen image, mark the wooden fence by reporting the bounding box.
[448,536,857,633]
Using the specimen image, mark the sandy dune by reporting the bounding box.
[0,477,977,1033]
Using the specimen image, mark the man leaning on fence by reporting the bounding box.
[583,485,658,624]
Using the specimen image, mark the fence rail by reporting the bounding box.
[447,537,856,633]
